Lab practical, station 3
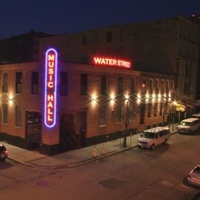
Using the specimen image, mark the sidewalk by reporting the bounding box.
[1,125,177,168]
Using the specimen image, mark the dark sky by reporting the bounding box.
[0,0,199,39]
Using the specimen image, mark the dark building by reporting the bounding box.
[0,29,55,64]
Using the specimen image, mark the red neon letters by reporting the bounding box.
[93,57,131,69]
[44,48,57,128]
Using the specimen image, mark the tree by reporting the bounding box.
[171,89,194,120]
[115,94,140,147]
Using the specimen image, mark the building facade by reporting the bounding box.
[40,15,199,101]
[0,50,175,155]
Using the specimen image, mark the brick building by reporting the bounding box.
[40,14,199,101]
[0,50,175,155]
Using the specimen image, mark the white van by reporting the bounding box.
[137,126,171,149]
[178,118,200,134]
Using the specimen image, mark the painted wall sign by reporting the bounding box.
[44,48,58,128]
[93,57,131,69]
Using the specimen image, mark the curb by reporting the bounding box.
[7,131,177,168]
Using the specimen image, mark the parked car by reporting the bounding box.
[137,126,171,149]
[0,144,8,161]
[177,118,200,134]
[187,164,200,187]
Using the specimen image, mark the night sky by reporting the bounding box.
[0,0,199,39]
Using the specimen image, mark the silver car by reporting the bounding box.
[187,164,200,187]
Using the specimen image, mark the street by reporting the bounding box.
[0,132,200,200]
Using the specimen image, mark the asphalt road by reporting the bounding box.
[0,132,200,200]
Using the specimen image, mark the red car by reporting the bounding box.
[0,144,8,161]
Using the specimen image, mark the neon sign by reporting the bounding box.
[93,57,131,69]
[44,48,57,128]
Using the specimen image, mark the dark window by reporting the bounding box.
[16,72,22,93]
[80,74,88,95]
[60,72,68,95]
[155,80,159,94]
[15,105,22,127]
[116,105,122,123]
[106,32,112,43]
[149,79,153,94]
[130,78,135,94]
[101,75,107,95]
[154,103,158,117]
[99,106,106,126]
[147,103,152,118]
[2,73,8,93]
[161,80,164,94]
[159,102,163,116]
[31,72,39,94]
[140,104,145,124]
[2,104,8,124]
[118,77,123,94]
[82,36,87,45]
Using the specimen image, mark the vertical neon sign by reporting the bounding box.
[44,48,57,128]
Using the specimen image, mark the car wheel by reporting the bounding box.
[0,152,6,161]
[151,144,155,150]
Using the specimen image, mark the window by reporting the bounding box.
[149,79,153,94]
[155,80,159,94]
[2,73,8,93]
[154,103,158,117]
[16,72,22,93]
[161,80,164,94]
[116,105,122,123]
[15,105,22,127]
[147,103,152,118]
[118,77,123,94]
[2,104,8,124]
[31,72,39,94]
[60,72,68,95]
[82,36,87,45]
[130,78,135,94]
[166,80,169,95]
[140,104,145,124]
[106,32,112,43]
[101,75,107,95]
[159,102,163,116]
[99,106,106,126]
[142,79,146,93]
[80,74,88,95]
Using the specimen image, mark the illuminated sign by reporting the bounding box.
[44,48,57,128]
[93,57,131,69]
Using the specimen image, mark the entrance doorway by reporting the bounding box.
[60,113,76,151]
[25,111,41,150]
